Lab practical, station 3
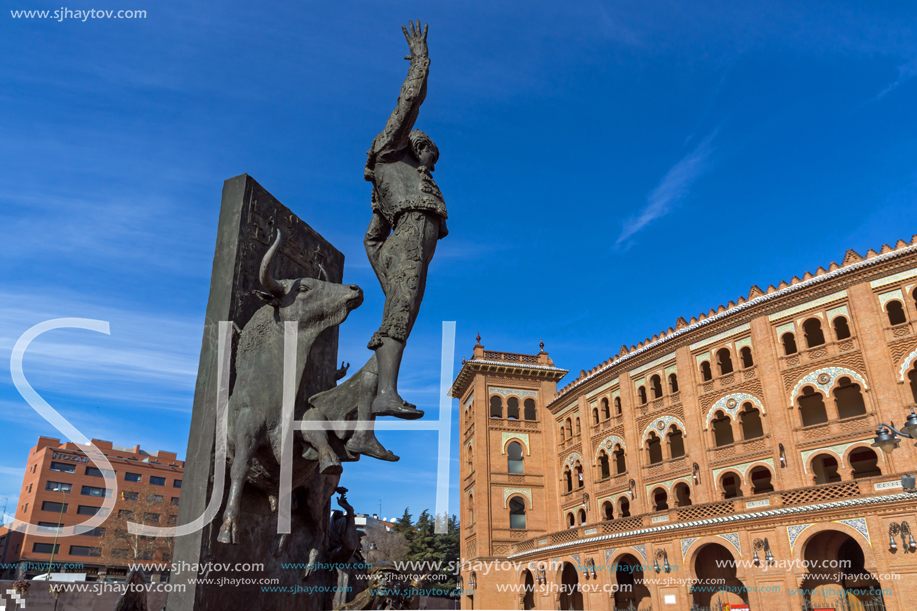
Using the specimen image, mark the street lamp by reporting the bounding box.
[872,409,917,454]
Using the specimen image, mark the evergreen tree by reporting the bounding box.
[394,508,414,546]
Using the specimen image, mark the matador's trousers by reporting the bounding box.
[367,210,441,350]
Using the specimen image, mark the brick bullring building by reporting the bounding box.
[453,236,917,611]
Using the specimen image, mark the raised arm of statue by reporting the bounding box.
[371,21,430,158]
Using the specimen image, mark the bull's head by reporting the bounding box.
[255,230,364,331]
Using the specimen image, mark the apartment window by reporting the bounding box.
[41,501,68,513]
[148,495,163,504]
[170,497,180,507]
[77,505,101,516]
[28,484,32,493]
[37,522,63,533]
[167,515,177,525]
[119,510,134,519]
[84,527,105,537]
[125,472,141,483]
[121,491,139,501]
[33,543,60,554]
[46,481,72,493]
[150,476,166,486]
[50,461,76,473]
[69,545,101,557]
[0,536,5,547]
[173,480,182,488]
[144,513,161,523]
[81,486,111,498]
[85,466,114,478]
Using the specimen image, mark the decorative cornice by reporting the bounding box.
[507,492,917,560]
[450,360,568,399]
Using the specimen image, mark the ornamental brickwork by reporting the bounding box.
[452,236,917,610]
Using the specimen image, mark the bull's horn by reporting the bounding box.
[318,262,330,282]
[260,230,284,297]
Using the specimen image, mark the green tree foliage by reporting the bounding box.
[395,508,461,595]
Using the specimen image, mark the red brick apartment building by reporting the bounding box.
[0,437,183,582]
[454,236,917,611]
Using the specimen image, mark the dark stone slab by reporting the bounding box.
[166,175,344,611]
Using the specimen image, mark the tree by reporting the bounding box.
[362,520,409,565]
[98,483,176,566]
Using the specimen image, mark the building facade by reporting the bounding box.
[454,237,917,610]
[0,436,183,582]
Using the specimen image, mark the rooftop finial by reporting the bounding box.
[539,338,545,351]
[475,332,482,346]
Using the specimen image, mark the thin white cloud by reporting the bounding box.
[875,57,917,100]
[616,131,718,246]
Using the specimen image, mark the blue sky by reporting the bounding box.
[2,0,917,523]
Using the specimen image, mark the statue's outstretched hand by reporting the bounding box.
[402,20,428,59]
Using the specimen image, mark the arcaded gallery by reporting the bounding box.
[453,237,917,611]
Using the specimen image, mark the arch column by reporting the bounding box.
[837,463,853,481]
[826,395,841,421]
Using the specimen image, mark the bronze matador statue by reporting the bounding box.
[362,19,447,419]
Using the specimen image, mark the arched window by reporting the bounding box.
[798,386,828,426]
[575,417,581,436]
[650,375,663,399]
[833,316,851,340]
[490,396,502,418]
[598,451,610,479]
[559,424,565,442]
[887,301,907,326]
[711,411,734,446]
[667,425,685,458]
[467,445,474,472]
[700,361,713,381]
[523,398,537,421]
[601,398,610,420]
[674,482,692,507]
[564,468,573,493]
[803,318,825,348]
[468,494,474,524]
[721,473,743,499]
[749,466,774,494]
[613,445,626,475]
[834,377,867,419]
[508,496,526,530]
[507,397,520,420]
[637,386,647,405]
[575,463,584,489]
[740,346,753,368]
[739,403,764,440]
[811,453,841,484]
[909,368,917,404]
[647,432,663,464]
[507,442,524,474]
[577,508,586,526]
[601,500,613,521]
[653,488,668,511]
[716,348,734,375]
[849,448,881,478]
[618,497,631,518]
[565,418,573,439]
[592,407,599,425]
[782,332,798,355]
[567,512,575,528]
[614,397,622,415]
[668,373,679,393]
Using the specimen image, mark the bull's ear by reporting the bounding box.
[251,290,278,305]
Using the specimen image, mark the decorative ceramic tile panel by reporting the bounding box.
[605,548,617,565]
[898,347,917,381]
[641,416,687,447]
[769,290,847,321]
[501,432,530,455]
[631,353,677,376]
[502,487,532,508]
[836,518,870,545]
[826,305,849,321]
[734,337,752,350]
[712,458,774,486]
[776,322,796,336]
[571,553,580,566]
[595,436,626,458]
[717,532,741,555]
[681,538,699,559]
[878,288,904,307]
[563,453,583,469]
[690,323,751,351]
[789,367,869,407]
[871,267,917,288]
[646,477,692,495]
[665,364,678,375]
[632,544,646,562]
[489,387,538,399]
[586,378,619,400]
[696,351,711,365]
[787,523,814,552]
[705,392,766,429]
[800,439,871,473]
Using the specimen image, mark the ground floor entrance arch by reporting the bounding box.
[800,529,885,609]
[690,542,749,608]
